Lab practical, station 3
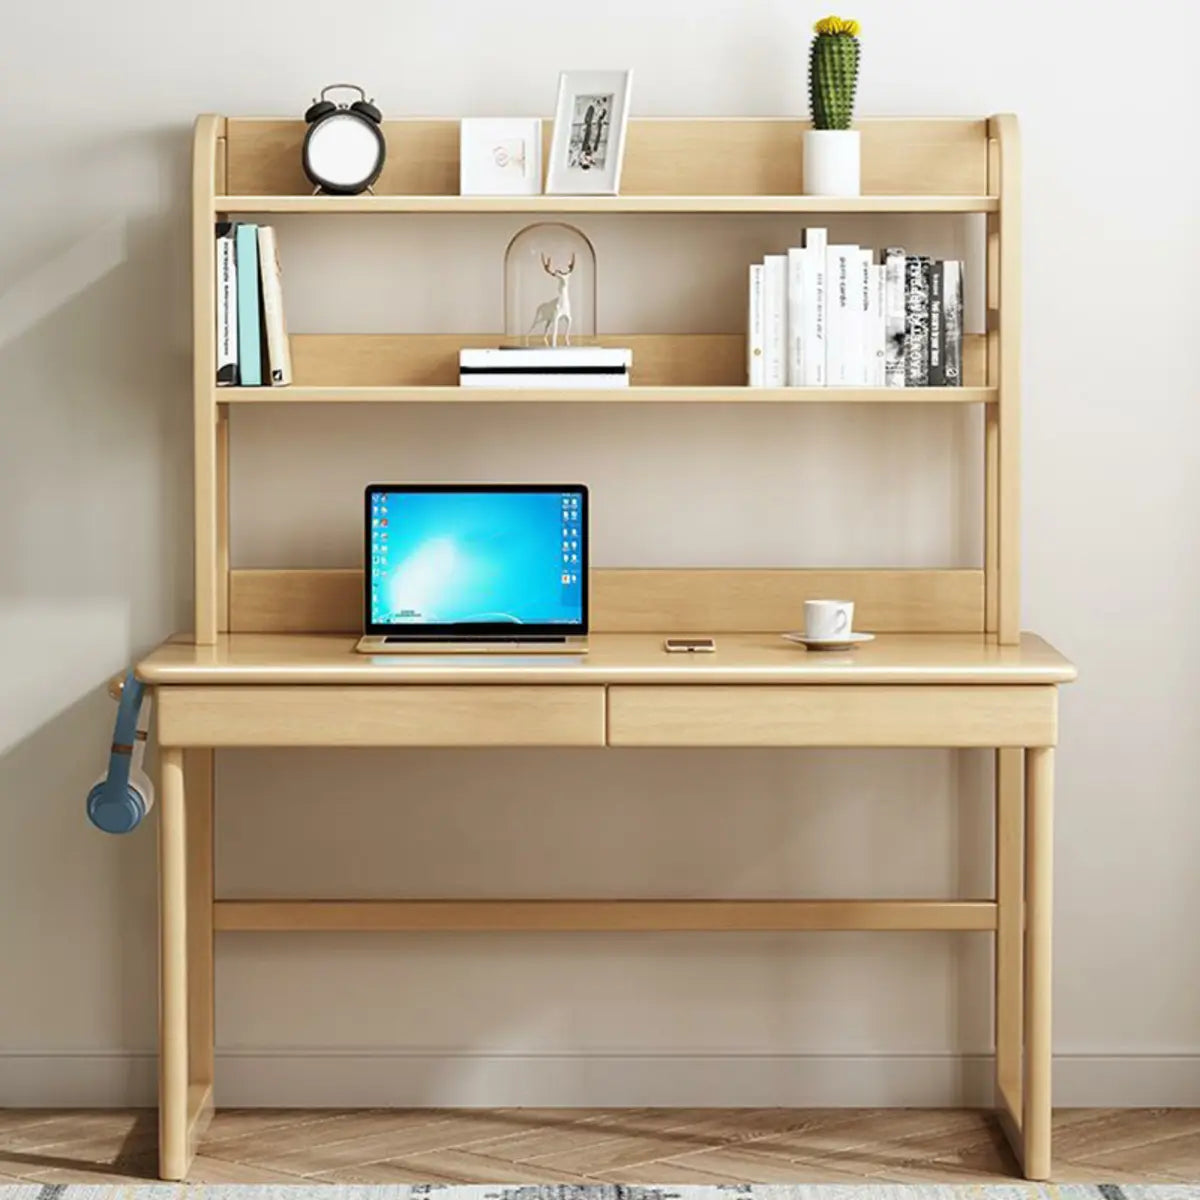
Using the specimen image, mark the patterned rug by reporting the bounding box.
[2,1186,1198,1199]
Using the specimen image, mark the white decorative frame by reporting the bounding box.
[459,118,543,196]
[546,70,633,196]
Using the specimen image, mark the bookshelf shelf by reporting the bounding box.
[218,385,996,404]
[215,194,998,215]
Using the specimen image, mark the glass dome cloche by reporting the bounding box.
[504,222,597,346]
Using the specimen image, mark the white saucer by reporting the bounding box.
[782,631,876,651]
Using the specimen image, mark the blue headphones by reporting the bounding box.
[87,670,154,834]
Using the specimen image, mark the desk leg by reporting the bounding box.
[994,749,1024,1141]
[185,750,215,1144]
[158,746,190,1179]
[1023,745,1054,1180]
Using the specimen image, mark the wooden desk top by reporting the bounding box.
[137,632,1076,687]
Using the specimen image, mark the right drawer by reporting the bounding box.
[606,685,1057,747]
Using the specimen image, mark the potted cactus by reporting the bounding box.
[804,15,862,196]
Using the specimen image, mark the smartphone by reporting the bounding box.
[663,637,716,653]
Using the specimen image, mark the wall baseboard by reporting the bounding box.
[4,1050,1200,1108]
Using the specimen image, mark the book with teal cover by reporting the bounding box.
[235,223,262,386]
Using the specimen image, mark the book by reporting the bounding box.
[747,263,765,385]
[256,226,292,386]
[825,244,858,386]
[459,373,629,390]
[802,227,827,385]
[929,260,945,386]
[866,263,886,386]
[884,247,906,387]
[214,223,238,385]
[762,254,788,387]
[235,223,262,387]
[460,347,632,370]
[904,255,932,387]
[460,347,632,389]
[786,246,806,386]
[942,260,964,387]
[852,249,872,385]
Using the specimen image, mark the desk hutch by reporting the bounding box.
[132,113,1075,1181]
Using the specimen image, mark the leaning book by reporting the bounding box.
[257,227,292,386]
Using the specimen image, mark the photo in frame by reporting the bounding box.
[546,70,633,195]
[460,118,543,196]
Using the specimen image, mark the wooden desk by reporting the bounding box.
[136,629,1074,1181]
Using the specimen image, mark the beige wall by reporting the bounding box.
[2,0,1198,1105]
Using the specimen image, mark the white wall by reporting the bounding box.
[2,0,1198,1106]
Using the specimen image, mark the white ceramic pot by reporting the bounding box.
[803,129,861,196]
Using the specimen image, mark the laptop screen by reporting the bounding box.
[365,484,588,635]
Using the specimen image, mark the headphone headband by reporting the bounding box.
[107,672,146,792]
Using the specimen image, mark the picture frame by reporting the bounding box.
[459,118,543,196]
[546,70,633,196]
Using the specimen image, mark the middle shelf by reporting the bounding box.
[218,385,994,404]
[216,332,991,404]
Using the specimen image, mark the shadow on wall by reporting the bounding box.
[0,124,193,1065]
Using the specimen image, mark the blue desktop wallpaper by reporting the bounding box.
[368,490,584,626]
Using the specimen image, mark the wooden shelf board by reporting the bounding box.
[214,194,999,215]
[217,385,995,404]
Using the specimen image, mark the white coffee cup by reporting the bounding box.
[804,599,854,641]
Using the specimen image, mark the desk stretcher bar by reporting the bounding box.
[213,898,999,933]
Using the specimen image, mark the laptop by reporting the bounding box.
[356,483,589,654]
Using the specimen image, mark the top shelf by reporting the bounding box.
[214,194,998,215]
[205,116,1003,209]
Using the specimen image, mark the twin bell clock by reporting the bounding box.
[302,83,385,195]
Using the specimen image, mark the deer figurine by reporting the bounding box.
[528,253,575,346]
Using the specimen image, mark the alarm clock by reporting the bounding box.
[302,84,386,196]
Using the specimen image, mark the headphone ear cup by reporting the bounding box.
[305,99,337,124]
[350,99,382,124]
[86,778,147,834]
[130,765,155,816]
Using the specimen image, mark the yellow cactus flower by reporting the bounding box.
[814,15,860,36]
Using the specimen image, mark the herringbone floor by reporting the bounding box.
[1,1108,1198,1185]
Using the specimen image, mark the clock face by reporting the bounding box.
[306,112,382,190]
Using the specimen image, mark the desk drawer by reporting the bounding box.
[607,685,1056,747]
[157,686,605,747]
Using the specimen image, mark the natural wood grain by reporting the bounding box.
[213,898,998,933]
[221,117,990,198]
[219,384,996,404]
[157,747,189,1181]
[184,749,214,1090]
[994,747,1024,1124]
[193,115,223,645]
[137,631,1077,688]
[990,115,1022,645]
[157,685,606,747]
[984,401,999,632]
[607,684,1056,748]
[215,407,230,630]
[4,1108,1198,1183]
[1023,745,1055,1179]
[227,568,988,636]
[266,331,986,390]
[219,194,998,214]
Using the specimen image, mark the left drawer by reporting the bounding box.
[156,686,606,747]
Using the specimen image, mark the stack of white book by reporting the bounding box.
[747,230,964,388]
[459,346,632,389]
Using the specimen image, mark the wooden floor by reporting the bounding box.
[1,1108,1197,1185]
